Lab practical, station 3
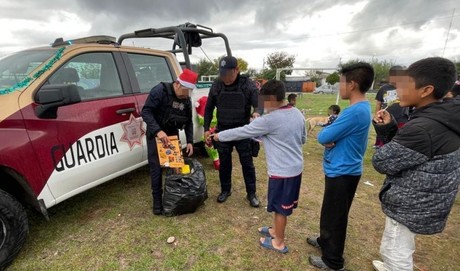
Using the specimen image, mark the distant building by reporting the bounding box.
[284,75,315,92]
[285,75,311,82]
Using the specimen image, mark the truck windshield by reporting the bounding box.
[0,49,57,89]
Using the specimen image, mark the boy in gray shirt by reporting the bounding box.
[212,80,306,253]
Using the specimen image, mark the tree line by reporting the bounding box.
[195,52,460,89]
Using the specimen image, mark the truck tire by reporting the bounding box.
[0,189,29,270]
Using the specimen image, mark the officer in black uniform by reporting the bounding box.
[204,56,260,207]
[142,69,198,215]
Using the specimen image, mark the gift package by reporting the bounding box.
[156,135,185,168]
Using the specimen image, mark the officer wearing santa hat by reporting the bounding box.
[142,68,198,215]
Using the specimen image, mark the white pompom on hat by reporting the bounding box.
[177,68,198,89]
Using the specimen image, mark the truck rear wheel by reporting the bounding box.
[0,189,29,269]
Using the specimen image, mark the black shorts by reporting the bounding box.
[267,174,302,216]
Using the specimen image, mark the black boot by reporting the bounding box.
[217,191,232,203]
[153,198,163,215]
[246,193,260,207]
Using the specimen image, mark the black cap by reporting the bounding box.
[219,56,237,75]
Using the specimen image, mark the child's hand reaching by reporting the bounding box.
[210,133,219,142]
[373,110,392,125]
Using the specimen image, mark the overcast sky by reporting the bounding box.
[1,0,459,71]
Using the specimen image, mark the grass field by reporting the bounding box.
[9,93,460,271]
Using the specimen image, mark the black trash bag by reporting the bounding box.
[163,158,208,216]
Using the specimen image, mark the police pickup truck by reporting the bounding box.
[0,23,231,268]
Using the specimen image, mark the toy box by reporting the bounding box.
[156,136,185,168]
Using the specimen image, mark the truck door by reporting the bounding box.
[21,51,145,206]
[120,52,176,160]
[121,52,207,151]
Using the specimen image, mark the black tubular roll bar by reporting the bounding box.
[118,23,232,69]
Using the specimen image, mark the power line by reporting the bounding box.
[199,46,214,63]
[443,8,456,56]
[199,46,219,75]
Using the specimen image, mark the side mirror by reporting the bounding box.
[35,84,81,119]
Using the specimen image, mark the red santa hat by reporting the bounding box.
[177,68,198,89]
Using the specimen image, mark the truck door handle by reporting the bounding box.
[116,108,135,115]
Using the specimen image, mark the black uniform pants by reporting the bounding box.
[318,175,361,269]
[147,138,163,203]
[214,138,256,195]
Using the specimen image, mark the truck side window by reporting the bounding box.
[48,53,123,100]
[127,53,173,93]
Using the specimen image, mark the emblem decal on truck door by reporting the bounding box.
[120,114,145,150]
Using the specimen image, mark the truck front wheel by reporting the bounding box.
[0,189,29,269]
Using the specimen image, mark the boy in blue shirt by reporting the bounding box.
[307,63,374,270]
[212,80,306,254]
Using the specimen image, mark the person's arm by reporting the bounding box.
[373,110,398,145]
[301,121,307,144]
[141,85,163,138]
[184,113,194,157]
[317,111,354,145]
[373,123,430,175]
[184,99,193,144]
[216,117,269,142]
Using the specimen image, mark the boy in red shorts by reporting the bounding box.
[213,79,306,253]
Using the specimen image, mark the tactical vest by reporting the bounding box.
[161,82,191,130]
[215,75,253,127]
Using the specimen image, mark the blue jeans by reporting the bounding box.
[380,216,416,271]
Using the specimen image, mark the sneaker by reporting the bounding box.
[309,255,344,270]
[307,235,321,248]
[372,260,389,271]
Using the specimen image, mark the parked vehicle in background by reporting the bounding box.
[313,84,338,94]
[0,23,231,269]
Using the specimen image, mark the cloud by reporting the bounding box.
[343,0,459,58]
[0,0,459,68]
[75,0,254,35]
[0,0,79,20]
